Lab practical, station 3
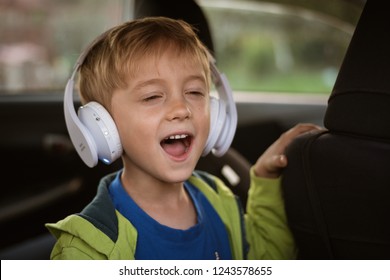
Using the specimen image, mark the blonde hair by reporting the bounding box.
[78,17,211,109]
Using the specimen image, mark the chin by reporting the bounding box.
[162,165,196,184]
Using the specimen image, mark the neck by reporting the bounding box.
[120,169,197,229]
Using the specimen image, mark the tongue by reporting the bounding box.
[161,140,187,157]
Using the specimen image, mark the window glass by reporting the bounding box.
[198,0,360,94]
[0,0,133,94]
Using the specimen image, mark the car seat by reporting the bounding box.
[281,0,390,259]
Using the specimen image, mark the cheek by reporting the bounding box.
[197,103,211,139]
[205,100,211,129]
[204,109,211,135]
[111,108,143,145]
[115,119,157,161]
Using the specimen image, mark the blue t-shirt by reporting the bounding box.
[108,172,232,260]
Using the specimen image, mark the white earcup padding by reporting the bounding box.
[203,96,226,156]
[202,60,237,157]
[212,106,232,157]
[78,101,122,164]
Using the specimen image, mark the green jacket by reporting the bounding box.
[46,168,296,260]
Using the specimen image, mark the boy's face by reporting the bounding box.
[110,48,210,185]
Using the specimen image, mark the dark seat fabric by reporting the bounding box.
[134,0,214,53]
[281,0,390,259]
[324,1,390,139]
[282,130,390,259]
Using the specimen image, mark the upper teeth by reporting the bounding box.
[166,134,188,140]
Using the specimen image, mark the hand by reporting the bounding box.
[253,123,323,178]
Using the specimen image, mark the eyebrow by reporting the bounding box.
[185,74,207,85]
[132,75,207,92]
[132,78,164,92]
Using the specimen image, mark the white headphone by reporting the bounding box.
[64,33,237,168]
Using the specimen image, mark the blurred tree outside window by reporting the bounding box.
[198,0,362,94]
[0,0,133,93]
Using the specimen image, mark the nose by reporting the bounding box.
[166,95,192,121]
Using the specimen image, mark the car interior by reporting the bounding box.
[2,0,383,260]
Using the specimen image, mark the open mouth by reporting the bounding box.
[160,134,193,158]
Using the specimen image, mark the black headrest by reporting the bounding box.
[324,0,390,139]
[134,0,214,53]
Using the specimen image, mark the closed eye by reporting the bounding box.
[143,95,162,102]
[186,90,205,97]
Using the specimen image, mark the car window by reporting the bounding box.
[0,0,361,96]
[198,0,361,94]
[0,0,133,94]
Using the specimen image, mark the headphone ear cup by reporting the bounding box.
[78,101,123,164]
[203,96,226,156]
[212,102,234,157]
[204,59,237,157]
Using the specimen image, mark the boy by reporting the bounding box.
[46,17,320,260]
